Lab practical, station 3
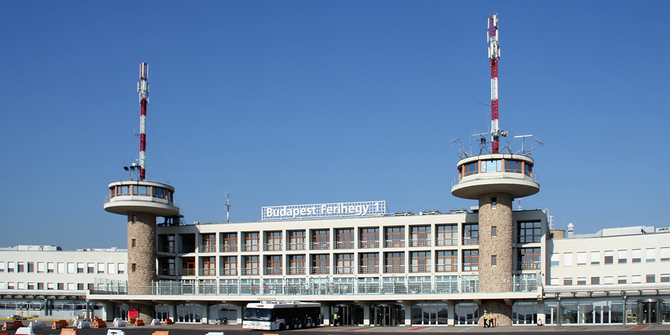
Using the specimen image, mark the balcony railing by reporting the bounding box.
[410,239,431,247]
[436,238,458,246]
[359,266,379,274]
[264,267,282,275]
[310,242,330,250]
[241,268,259,275]
[384,240,405,248]
[462,237,478,245]
[199,268,217,276]
[335,266,354,274]
[410,265,431,273]
[242,244,260,252]
[287,242,305,250]
[359,241,379,248]
[182,268,195,276]
[287,267,305,275]
[518,262,541,270]
[311,266,329,274]
[219,268,237,276]
[264,243,283,251]
[384,265,405,273]
[436,264,458,272]
[180,246,196,254]
[199,245,216,253]
[335,241,354,249]
[90,274,544,296]
[220,244,237,252]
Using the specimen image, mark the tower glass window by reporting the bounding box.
[518,221,542,243]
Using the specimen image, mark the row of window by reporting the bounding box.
[0,262,125,275]
[552,273,670,286]
[550,247,670,267]
[161,221,542,254]
[109,184,174,202]
[167,248,541,277]
[459,159,533,178]
[0,282,94,291]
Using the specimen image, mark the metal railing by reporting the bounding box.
[359,266,379,274]
[384,240,405,248]
[410,239,431,247]
[264,243,282,251]
[335,241,354,249]
[359,241,379,248]
[198,245,216,253]
[219,244,237,252]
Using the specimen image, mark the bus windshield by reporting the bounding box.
[244,308,272,321]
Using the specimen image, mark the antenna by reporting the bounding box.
[223,192,232,223]
[488,14,507,153]
[137,62,149,181]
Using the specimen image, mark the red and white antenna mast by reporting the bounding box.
[488,14,506,153]
[137,62,149,181]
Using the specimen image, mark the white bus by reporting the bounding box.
[243,301,321,330]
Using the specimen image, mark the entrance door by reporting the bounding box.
[334,305,363,326]
[639,300,659,324]
[371,304,400,326]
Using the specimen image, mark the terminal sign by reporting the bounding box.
[262,200,386,221]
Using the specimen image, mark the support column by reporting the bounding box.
[127,212,157,325]
[447,301,455,326]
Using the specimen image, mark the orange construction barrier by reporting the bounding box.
[93,319,107,328]
[163,319,173,325]
[60,328,78,335]
[3,321,24,331]
[134,320,144,327]
[152,331,170,335]
[52,320,69,329]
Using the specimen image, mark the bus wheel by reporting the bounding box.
[279,324,285,330]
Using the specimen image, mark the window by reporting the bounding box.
[335,254,354,274]
[17,262,24,273]
[47,283,55,290]
[463,161,478,176]
[17,282,25,290]
[77,263,84,274]
[632,249,642,263]
[518,221,542,243]
[359,228,379,248]
[563,253,573,267]
[436,225,457,246]
[505,160,522,173]
[646,274,655,283]
[463,250,478,271]
[57,262,65,273]
[590,251,600,265]
[604,276,614,284]
[27,283,34,290]
[37,283,44,290]
[410,251,430,272]
[222,256,237,275]
[0,262,4,272]
[563,278,572,285]
[77,283,84,290]
[265,231,282,251]
[463,224,478,245]
[604,250,614,264]
[436,250,458,272]
[57,283,64,290]
[97,263,105,274]
[646,248,656,262]
[618,276,627,284]
[118,263,125,274]
[491,255,497,266]
[661,247,670,261]
[265,255,282,275]
[67,283,75,290]
[222,232,238,252]
[87,263,94,274]
[410,226,431,247]
[37,262,44,273]
[550,278,559,285]
[287,230,306,250]
[311,229,330,250]
[8,262,15,272]
[7,282,15,289]
[47,262,54,273]
[244,232,260,252]
[491,226,497,237]
[631,275,642,284]
[27,262,35,273]
[384,252,405,273]
[577,277,586,285]
[131,263,136,272]
[481,159,502,173]
[661,274,669,283]
[618,250,627,264]
[577,252,586,266]
[550,253,559,266]
[518,248,541,269]
[336,229,354,249]
[311,254,329,274]
[591,277,600,285]
[385,227,405,248]
[491,197,497,209]
[359,253,379,274]
[68,262,75,274]
[244,256,259,275]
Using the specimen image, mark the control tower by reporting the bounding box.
[104,63,179,323]
[451,15,540,326]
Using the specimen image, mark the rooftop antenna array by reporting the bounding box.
[223,192,232,223]
[514,134,544,156]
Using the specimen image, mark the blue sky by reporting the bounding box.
[1,1,668,250]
